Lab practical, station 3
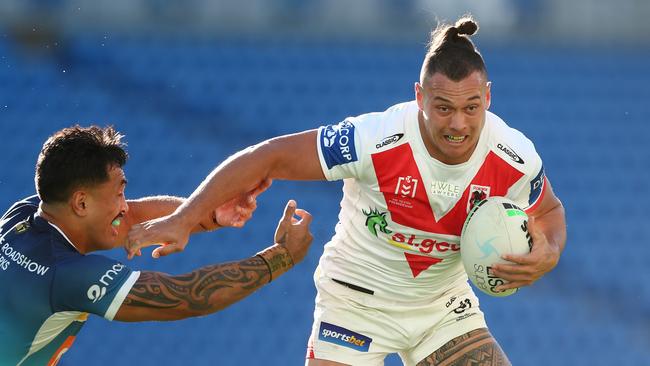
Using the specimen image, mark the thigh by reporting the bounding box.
[306,276,402,366]
[416,328,510,366]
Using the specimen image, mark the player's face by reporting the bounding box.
[84,165,129,250]
[415,71,491,165]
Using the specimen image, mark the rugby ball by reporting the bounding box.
[460,196,532,297]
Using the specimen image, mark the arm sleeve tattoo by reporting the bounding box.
[119,245,293,320]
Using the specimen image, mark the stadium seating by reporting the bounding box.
[1,33,648,365]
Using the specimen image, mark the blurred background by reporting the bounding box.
[1,1,649,365]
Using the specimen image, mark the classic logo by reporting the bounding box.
[320,120,358,169]
[467,184,490,212]
[87,263,125,303]
[497,143,524,164]
[395,176,418,198]
[375,133,404,149]
[319,322,372,352]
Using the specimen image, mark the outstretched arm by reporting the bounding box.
[127,130,324,258]
[115,200,313,322]
[120,180,270,258]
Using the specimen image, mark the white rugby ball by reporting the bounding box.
[460,196,532,297]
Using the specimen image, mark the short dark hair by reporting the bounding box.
[420,16,487,82]
[35,125,128,203]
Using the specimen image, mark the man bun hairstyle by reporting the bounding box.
[35,125,128,203]
[420,16,487,82]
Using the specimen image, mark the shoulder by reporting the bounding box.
[484,111,542,175]
[347,101,416,149]
[1,196,40,229]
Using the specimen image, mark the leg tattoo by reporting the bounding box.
[416,328,510,366]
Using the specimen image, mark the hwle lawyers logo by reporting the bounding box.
[87,263,125,303]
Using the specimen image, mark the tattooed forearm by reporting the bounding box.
[257,244,294,281]
[123,255,271,315]
[417,328,511,366]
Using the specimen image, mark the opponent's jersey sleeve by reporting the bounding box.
[51,255,140,320]
[1,195,40,228]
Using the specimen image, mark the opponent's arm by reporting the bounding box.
[115,200,312,322]
[492,180,566,290]
[127,130,323,258]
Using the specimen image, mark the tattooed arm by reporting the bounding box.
[114,200,312,322]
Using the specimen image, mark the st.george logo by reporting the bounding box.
[467,184,490,212]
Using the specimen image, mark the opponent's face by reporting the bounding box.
[415,71,491,165]
[83,166,128,250]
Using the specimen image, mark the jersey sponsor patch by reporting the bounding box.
[529,166,545,206]
[318,322,372,352]
[320,121,358,169]
[497,143,524,164]
[375,133,404,149]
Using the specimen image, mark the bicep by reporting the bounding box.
[528,178,563,220]
[263,129,326,181]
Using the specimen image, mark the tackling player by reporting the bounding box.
[127,17,566,365]
[0,126,314,365]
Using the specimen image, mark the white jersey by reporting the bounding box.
[316,101,547,302]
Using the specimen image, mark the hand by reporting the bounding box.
[274,200,313,264]
[491,216,560,291]
[126,214,192,260]
[211,179,272,228]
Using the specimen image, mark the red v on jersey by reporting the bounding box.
[371,143,524,236]
[403,253,443,278]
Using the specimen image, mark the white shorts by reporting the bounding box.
[306,270,487,366]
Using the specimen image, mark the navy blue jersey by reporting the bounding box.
[0,196,140,365]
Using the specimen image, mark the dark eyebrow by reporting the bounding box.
[433,95,481,103]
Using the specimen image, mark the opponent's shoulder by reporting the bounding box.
[1,195,40,229]
[485,111,542,174]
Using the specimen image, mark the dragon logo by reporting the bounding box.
[362,208,392,237]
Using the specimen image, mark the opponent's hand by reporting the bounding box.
[274,200,313,264]
[126,214,192,260]
[211,179,271,228]
[491,216,560,291]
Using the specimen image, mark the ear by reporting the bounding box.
[70,191,89,217]
[485,81,492,110]
[414,82,424,110]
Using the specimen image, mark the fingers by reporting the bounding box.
[151,243,184,259]
[251,178,272,198]
[282,200,297,223]
[293,208,313,225]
